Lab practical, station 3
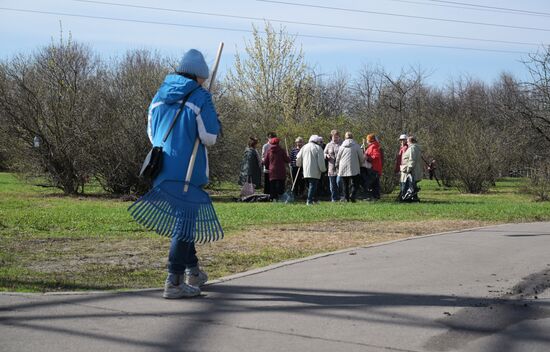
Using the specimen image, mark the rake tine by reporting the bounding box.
[166,215,176,237]
[134,191,161,226]
[205,204,218,242]
[177,209,185,240]
[142,200,163,229]
[194,206,202,243]
[204,205,215,243]
[199,206,207,243]
[145,199,165,230]
[129,193,155,221]
[129,181,224,243]
[174,212,184,241]
[182,207,193,242]
[158,207,173,236]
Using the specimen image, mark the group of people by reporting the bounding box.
[239,130,424,204]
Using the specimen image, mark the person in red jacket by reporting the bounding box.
[263,137,290,201]
[364,134,383,200]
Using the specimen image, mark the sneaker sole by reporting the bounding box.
[185,278,208,287]
[163,292,200,299]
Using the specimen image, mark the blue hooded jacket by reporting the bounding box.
[148,74,220,187]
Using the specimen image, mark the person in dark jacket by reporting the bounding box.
[261,132,277,195]
[289,137,305,198]
[239,137,262,188]
[263,137,290,200]
[427,158,440,186]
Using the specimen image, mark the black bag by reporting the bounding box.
[139,89,197,180]
[139,146,163,179]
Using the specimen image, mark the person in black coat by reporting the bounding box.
[239,137,262,188]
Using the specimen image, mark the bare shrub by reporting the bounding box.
[520,46,550,144]
[0,37,100,194]
[431,80,499,193]
[526,158,550,201]
[85,50,169,194]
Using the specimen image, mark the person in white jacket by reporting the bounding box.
[400,135,423,201]
[324,130,342,202]
[335,132,365,202]
[296,135,327,205]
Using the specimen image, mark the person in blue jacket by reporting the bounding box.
[147,49,221,299]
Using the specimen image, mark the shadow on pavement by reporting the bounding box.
[1,285,549,351]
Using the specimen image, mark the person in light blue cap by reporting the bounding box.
[147,49,221,299]
[175,49,210,81]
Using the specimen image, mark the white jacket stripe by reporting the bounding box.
[196,114,218,146]
[185,101,217,146]
[185,102,201,115]
[147,101,164,143]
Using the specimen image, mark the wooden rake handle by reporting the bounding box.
[184,42,224,193]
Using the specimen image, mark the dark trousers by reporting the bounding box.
[364,169,381,199]
[270,179,285,200]
[360,167,369,195]
[168,237,198,274]
[263,172,270,195]
[342,175,361,201]
[400,181,406,196]
[319,172,330,197]
[291,166,305,197]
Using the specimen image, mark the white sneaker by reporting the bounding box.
[185,267,208,287]
[163,274,200,299]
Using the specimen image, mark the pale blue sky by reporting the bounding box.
[1,0,549,85]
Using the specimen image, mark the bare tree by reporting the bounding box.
[226,22,313,132]
[0,37,100,194]
[521,46,550,143]
[429,79,501,193]
[310,69,351,118]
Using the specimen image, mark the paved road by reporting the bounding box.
[1,222,549,352]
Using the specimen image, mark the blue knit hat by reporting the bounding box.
[176,49,209,79]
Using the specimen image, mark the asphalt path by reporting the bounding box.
[1,222,549,352]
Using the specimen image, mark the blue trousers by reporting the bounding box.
[168,237,198,274]
[328,175,340,201]
[305,178,319,203]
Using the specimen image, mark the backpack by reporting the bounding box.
[239,194,271,202]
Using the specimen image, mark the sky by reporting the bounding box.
[1,0,549,86]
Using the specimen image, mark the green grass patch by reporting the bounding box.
[1,172,549,292]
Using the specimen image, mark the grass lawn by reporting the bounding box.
[1,172,549,292]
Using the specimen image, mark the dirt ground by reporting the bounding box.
[206,219,495,254]
[1,220,496,291]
